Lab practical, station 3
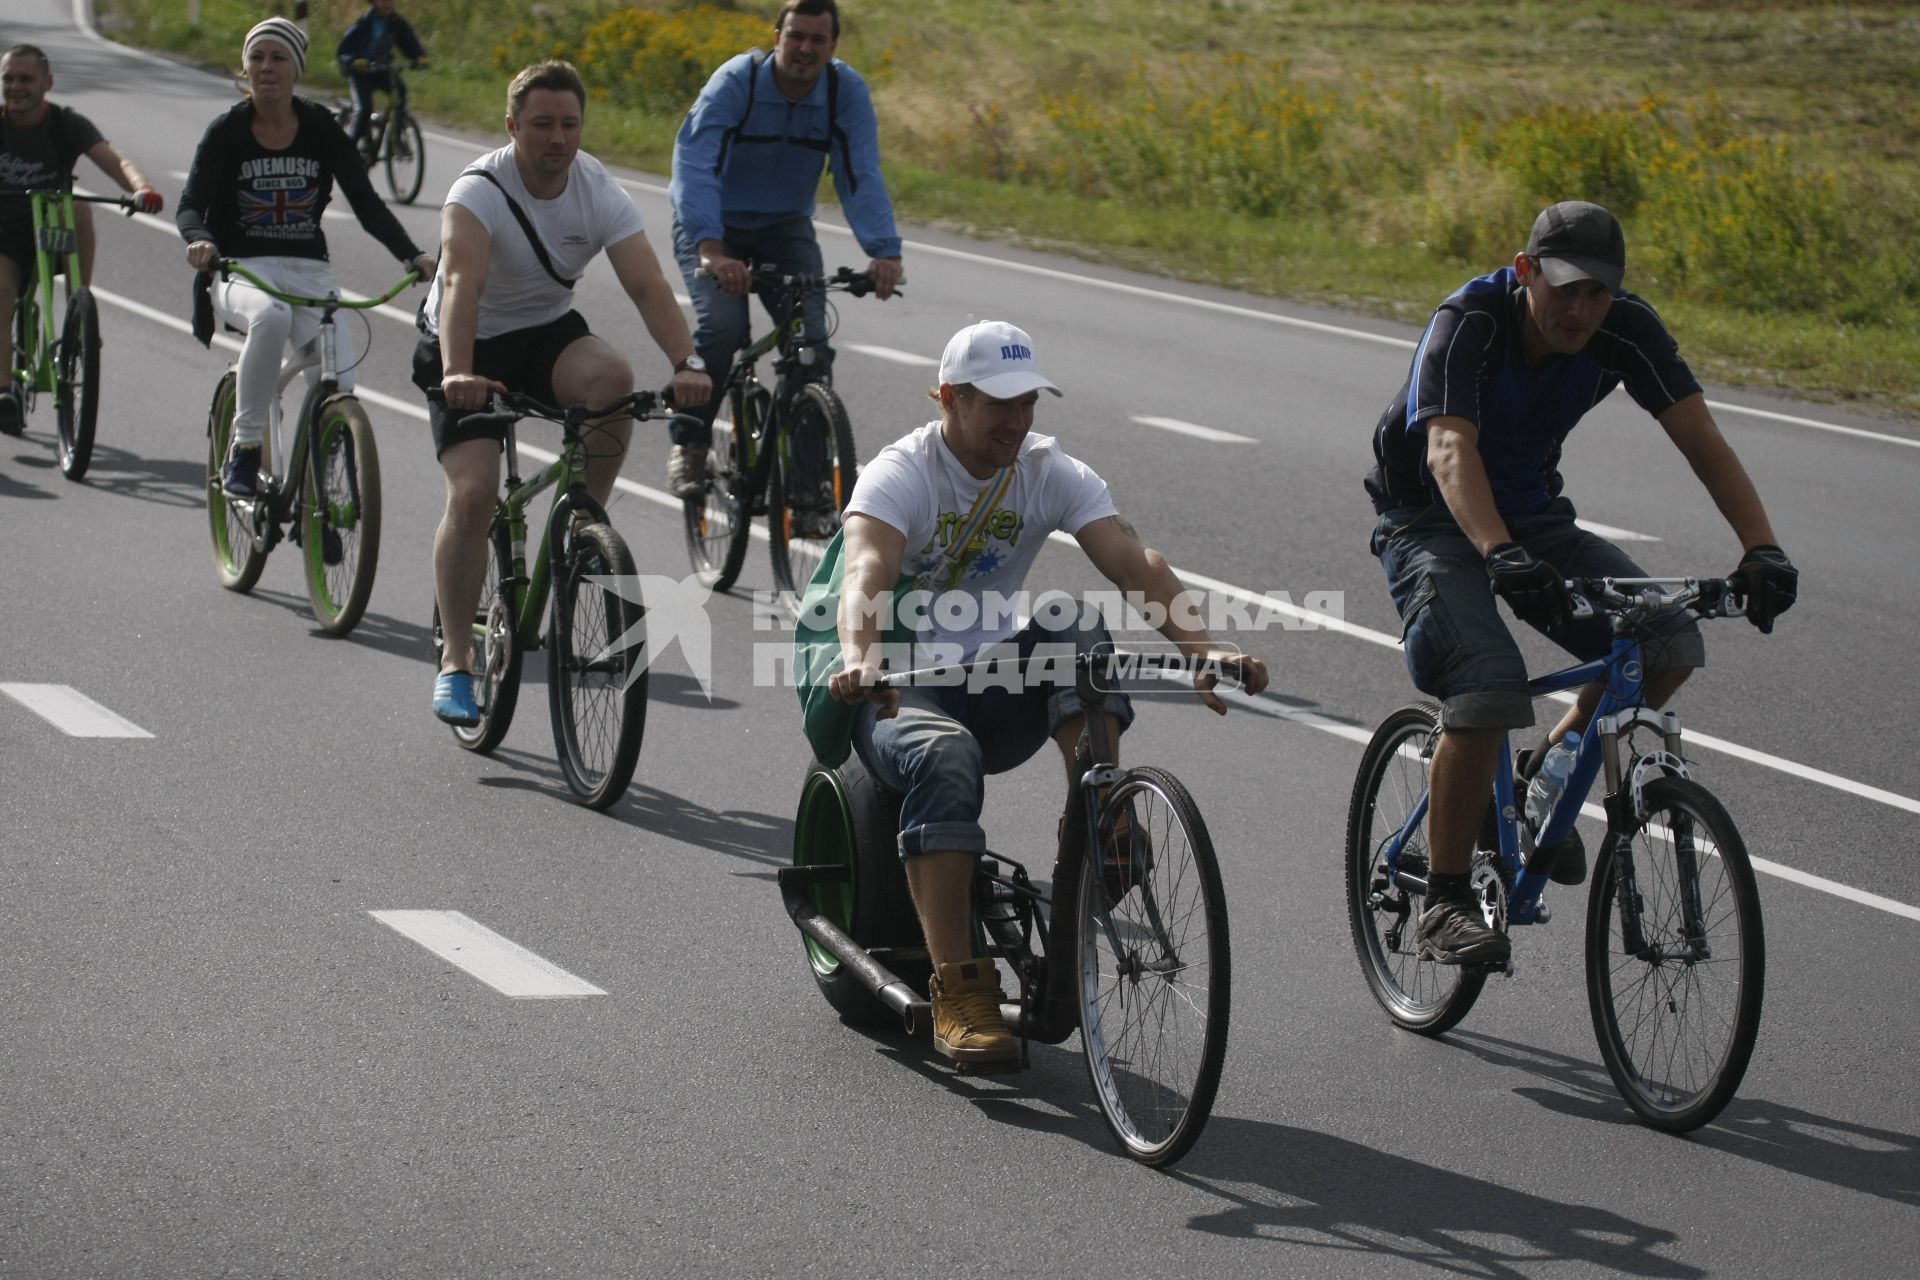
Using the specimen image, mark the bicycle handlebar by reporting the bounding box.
[1565,576,1746,622]
[216,259,420,307]
[693,263,904,297]
[424,387,689,435]
[1,190,141,215]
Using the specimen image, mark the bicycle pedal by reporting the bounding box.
[1464,958,1514,978]
[952,1057,1025,1077]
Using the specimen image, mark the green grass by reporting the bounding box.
[96,0,1920,414]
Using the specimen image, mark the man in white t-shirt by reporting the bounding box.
[415,61,711,726]
[828,320,1269,1068]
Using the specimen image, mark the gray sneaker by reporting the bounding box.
[1418,895,1510,966]
[666,443,709,499]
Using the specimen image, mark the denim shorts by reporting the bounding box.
[850,615,1136,859]
[1370,497,1705,731]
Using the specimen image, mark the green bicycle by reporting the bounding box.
[429,388,686,810]
[3,189,136,479]
[684,264,896,598]
[204,259,417,635]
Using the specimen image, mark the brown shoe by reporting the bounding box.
[929,959,1018,1066]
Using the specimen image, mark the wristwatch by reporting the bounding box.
[674,354,707,374]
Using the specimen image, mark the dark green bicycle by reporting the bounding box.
[429,388,686,810]
[3,189,136,479]
[683,264,895,598]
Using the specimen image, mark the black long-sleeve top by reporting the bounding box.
[176,96,420,264]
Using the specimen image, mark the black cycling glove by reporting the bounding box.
[1729,543,1797,634]
[1485,542,1573,629]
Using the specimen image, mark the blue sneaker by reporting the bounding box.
[432,671,481,726]
[222,445,262,498]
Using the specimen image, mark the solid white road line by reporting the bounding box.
[370,910,606,998]
[845,343,937,367]
[1,684,153,738]
[1131,415,1257,444]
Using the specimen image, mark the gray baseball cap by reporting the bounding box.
[1526,201,1626,292]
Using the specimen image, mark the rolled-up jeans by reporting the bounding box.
[852,616,1136,859]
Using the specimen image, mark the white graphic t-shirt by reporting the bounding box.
[424,145,646,338]
[846,421,1118,662]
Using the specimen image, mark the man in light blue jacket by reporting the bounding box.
[666,0,903,526]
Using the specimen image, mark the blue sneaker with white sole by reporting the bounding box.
[433,671,481,726]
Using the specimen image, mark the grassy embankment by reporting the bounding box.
[96,0,1920,415]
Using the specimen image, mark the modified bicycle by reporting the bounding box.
[782,647,1232,1167]
[3,189,137,479]
[1347,575,1765,1132]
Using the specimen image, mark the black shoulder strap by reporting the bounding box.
[713,49,768,178]
[459,166,577,290]
[825,64,855,196]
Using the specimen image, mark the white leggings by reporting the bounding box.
[215,256,356,448]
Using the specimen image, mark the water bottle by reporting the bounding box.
[1524,732,1580,846]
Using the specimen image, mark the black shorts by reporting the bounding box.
[1,221,38,291]
[412,309,593,456]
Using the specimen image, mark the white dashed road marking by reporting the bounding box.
[845,342,937,367]
[371,910,607,998]
[1130,415,1256,444]
[1,684,153,738]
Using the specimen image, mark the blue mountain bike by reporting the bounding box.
[1346,576,1764,1132]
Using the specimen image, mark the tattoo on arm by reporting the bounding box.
[1110,516,1141,543]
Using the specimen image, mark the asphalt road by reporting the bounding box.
[3,4,1917,1277]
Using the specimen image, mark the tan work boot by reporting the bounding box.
[929,959,1018,1067]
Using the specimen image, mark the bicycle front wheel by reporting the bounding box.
[549,522,647,809]
[302,397,381,634]
[768,382,857,598]
[383,111,425,204]
[683,405,750,592]
[1586,776,1764,1132]
[55,289,100,478]
[433,525,522,753]
[1077,765,1230,1167]
[205,370,267,593]
[1346,701,1486,1034]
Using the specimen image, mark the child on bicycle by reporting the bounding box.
[1364,200,1799,967]
[336,0,428,155]
[177,18,435,498]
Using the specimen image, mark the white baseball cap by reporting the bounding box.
[938,320,1062,399]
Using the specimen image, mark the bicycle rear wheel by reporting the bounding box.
[302,396,381,634]
[55,289,100,479]
[769,382,857,598]
[549,522,647,809]
[687,410,752,591]
[383,111,425,204]
[5,292,36,434]
[1346,701,1486,1034]
[1586,776,1764,1132]
[1077,765,1229,1168]
[432,525,522,753]
[205,371,267,593]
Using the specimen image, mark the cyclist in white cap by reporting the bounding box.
[826,319,1268,1068]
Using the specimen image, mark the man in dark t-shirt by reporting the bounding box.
[1365,200,1800,965]
[1,43,163,428]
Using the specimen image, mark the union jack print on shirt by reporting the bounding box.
[239,185,318,227]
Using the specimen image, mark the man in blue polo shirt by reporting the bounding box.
[665,0,902,530]
[1365,200,1799,965]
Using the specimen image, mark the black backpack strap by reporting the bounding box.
[459,166,577,290]
[713,49,768,177]
[825,64,855,196]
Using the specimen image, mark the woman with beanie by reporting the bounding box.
[177,17,436,496]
